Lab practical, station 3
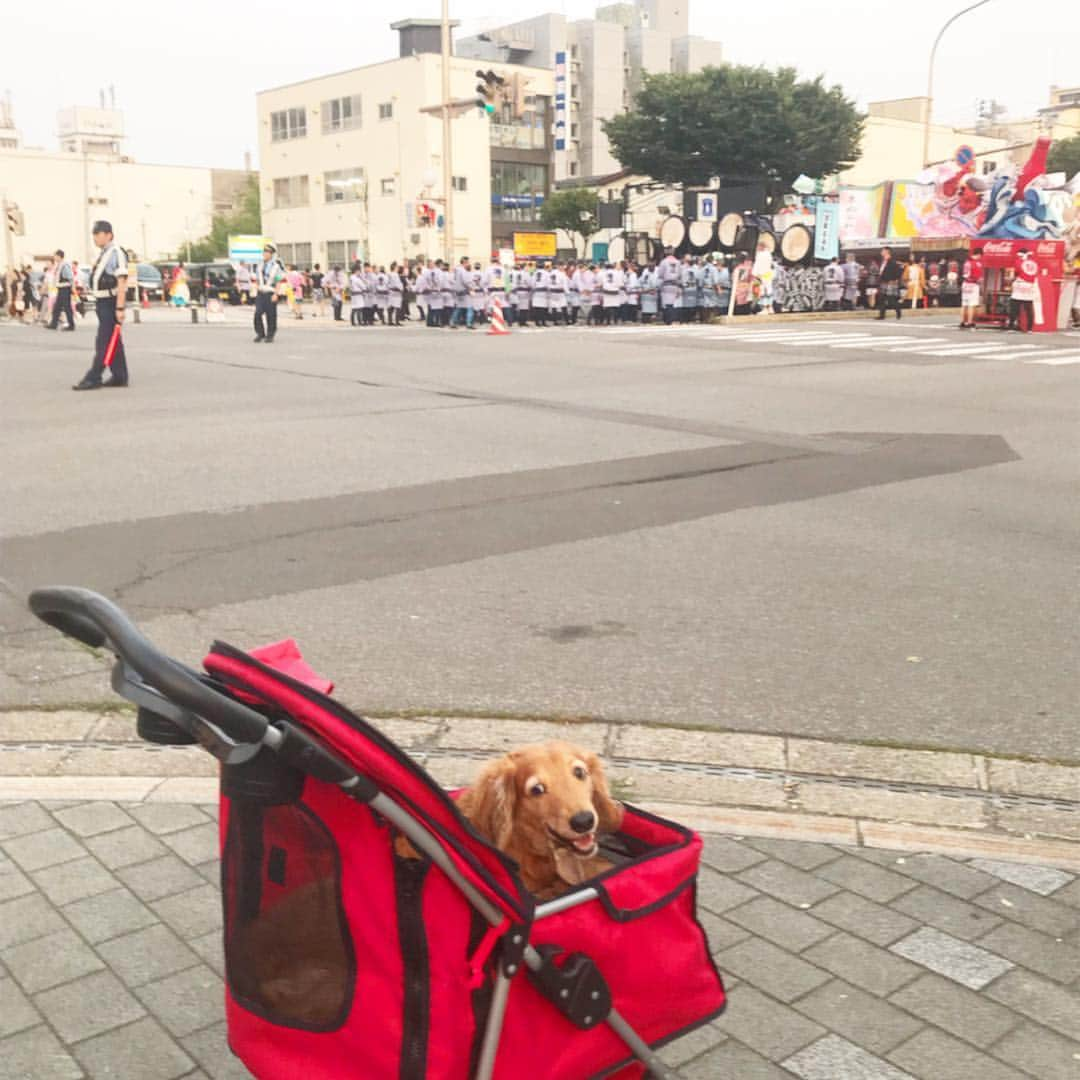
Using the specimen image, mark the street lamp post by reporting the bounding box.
[441,0,454,264]
[922,0,993,167]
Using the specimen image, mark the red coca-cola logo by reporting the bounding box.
[982,241,1012,255]
[1036,242,1058,255]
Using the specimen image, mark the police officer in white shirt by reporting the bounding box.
[73,221,130,389]
[49,249,76,331]
[253,243,285,342]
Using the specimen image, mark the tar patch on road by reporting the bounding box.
[3,432,1019,628]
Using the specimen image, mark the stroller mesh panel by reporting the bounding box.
[223,798,355,1031]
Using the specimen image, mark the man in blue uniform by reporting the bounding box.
[48,249,76,331]
[73,221,129,390]
[254,243,285,342]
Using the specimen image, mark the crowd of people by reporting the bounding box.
[2,253,85,327]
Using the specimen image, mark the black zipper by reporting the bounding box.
[395,855,431,1079]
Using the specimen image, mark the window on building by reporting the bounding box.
[982,160,996,174]
[452,176,468,192]
[321,94,362,134]
[272,175,310,208]
[324,167,365,202]
[378,102,394,120]
[570,44,578,59]
[325,240,361,267]
[570,123,579,138]
[278,244,294,266]
[569,161,578,176]
[381,177,396,196]
[294,243,312,268]
[271,107,307,142]
[570,84,579,99]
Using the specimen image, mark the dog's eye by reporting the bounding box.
[573,766,587,780]
[529,782,546,797]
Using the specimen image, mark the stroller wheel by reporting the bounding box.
[136,707,198,745]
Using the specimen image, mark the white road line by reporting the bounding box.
[885,339,951,351]
[922,343,1044,356]
[828,336,914,348]
[1023,353,1080,365]
[723,332,865,343]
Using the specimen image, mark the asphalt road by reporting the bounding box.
[2,312,1078,760]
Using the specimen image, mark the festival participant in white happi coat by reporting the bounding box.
[484,261,505,319]
[823,258,844,311]
[387,262,404,326]
[600,263,624,325]
[438,262,454,327]
[548,263,569,324]
[567,263,582,324]
[531,262,551,327]
[349,265,366,327]
[623,263,640,323]
[658,249,681,325]
[639,263,658,321]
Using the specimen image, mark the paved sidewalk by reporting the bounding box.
[2,799,1078,1079]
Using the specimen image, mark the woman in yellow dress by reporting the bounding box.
[904,256,926,309]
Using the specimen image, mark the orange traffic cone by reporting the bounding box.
[487,294,510,336]
[140,287,150,310]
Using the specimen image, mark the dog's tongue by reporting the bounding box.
[573,833,596,853]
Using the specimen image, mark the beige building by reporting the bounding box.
[256,23,553,267]
[0,102,252,268]
[962,85,1080,163]
[838,98,1011,186]
[457,0,722,182]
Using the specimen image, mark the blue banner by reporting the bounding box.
[814,201,840,261]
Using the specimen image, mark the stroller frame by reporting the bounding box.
[29,587,720,1080]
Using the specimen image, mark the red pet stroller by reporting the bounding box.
[29,588,726,1079]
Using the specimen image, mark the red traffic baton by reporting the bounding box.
[102,326,122,369]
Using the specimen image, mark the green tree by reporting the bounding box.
[539,187,599,254]
[603,65,864,194]
[1047,134,1080,178]
[184,175,262,261]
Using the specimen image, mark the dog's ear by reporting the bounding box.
[462,755,518,851]
[585,751,624,832]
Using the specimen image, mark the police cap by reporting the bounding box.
[92,220,113,235]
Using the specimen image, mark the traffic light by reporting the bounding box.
[475,69,506,117]
[5,204,24,236]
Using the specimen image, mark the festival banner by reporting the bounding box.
[814,201,840,260]
[838,186,885,244]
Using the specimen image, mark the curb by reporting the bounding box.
[3,710,1080,870]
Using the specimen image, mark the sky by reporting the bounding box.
[1,0,1075,169]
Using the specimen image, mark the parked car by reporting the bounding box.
[203,262,241,304]
[77,263,164,306]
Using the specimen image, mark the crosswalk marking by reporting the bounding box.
[586,323,1080,364]
[1023,353,1080,366]
[828,336,913,348]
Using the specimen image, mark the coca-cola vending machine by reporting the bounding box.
[970,238,1066,332]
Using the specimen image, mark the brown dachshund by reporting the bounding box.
[456,741,624,900]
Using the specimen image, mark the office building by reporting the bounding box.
[256,20,553,267]
[457,0,723,182]
[0,98,252,267]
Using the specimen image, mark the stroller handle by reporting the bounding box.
[28,586,271,746]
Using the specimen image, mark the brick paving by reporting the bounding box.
[1,801,1078,1079]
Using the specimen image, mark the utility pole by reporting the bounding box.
[1,193,15,271]
[441,0,453,264]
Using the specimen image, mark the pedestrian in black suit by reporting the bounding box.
[877,247,903,320]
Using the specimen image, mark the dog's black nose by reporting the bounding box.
[569,811,596,834]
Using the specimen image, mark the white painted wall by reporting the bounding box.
[0,149,216,266]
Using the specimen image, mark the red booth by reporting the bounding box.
[970,238,1066,333]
